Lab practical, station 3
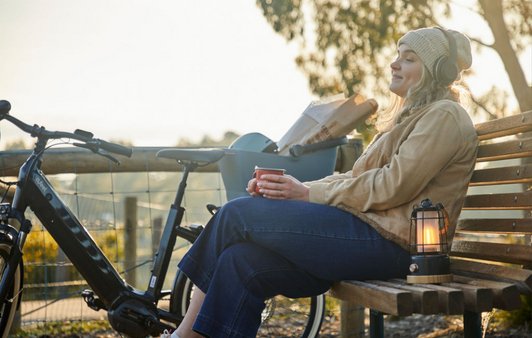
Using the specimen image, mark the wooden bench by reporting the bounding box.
[330,110,532,337]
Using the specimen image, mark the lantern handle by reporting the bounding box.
[420,199,433,208]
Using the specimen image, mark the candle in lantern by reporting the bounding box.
[416,210,439,253]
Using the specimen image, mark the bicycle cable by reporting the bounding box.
[0,140,78,203]
[0,179,17,203]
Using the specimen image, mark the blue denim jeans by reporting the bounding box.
[178,197,410,338]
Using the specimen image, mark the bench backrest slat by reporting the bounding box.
[450,258,532,294]
[476,111,532,141]
[452,241,532,266]
[470,164,532,186]
[463,192,532,210]
[451,110,532,273]
[477,138,532,162]
[458,218,532,234]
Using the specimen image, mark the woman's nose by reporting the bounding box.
[390,60,400,70]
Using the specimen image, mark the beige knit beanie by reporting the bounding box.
[398,27,472,82]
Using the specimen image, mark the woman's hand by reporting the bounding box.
[246,174,310,201]
[246,177,261,197]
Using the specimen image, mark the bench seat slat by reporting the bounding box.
[451,241,532,266]
[451,258,532,294]
[470,164,532,186]
[457,219,532,234]
[368,280,439,315]
[330,280,413,316]
[389,279,464,315]
[440,282,493,312]
[476,111,532,141]
[463,192,532,210]
[452,275,522,310]
[477,138,532,162]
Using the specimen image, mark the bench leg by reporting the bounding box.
[463,310,482,338]
[369,309,384,338]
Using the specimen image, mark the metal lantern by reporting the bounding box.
[407,199,453,284]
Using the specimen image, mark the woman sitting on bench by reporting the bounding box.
[171,26,478,338]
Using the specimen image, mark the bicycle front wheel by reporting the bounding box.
[0,239,23,338]
[169,270,325,338]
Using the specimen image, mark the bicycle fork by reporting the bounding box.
[0,204,30,308]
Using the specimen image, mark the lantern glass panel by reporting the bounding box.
[416,210,440,253]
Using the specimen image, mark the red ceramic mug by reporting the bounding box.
[253,166,285,194]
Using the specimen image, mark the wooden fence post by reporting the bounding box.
[124,197,137,287]
[338,140,366,337]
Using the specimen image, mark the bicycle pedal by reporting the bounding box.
[81,289,105,311]
[206,204,220,215]
[160,330,171,338]
[188,224,204,231]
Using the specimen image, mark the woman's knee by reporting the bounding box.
[215,197,252,221]
[213,197,267,232]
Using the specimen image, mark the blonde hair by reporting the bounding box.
[376,65,470,132]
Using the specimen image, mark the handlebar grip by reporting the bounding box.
[97,139,133,157]
[0,100,11,116]
[289,136,348,157]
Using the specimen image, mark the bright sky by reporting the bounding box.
[0,0,529,148]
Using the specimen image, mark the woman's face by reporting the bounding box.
[389,44,423,97]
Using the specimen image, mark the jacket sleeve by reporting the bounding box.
[304,171,353,186]
[304,134,384,186]
[308,108,464,211]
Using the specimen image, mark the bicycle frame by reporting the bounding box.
[13,152,132,307]
[0,143,196,335]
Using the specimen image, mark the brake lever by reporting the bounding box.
[98,151,120,165]
[73,143,120,165]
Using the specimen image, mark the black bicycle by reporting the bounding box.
[0,100,326,337]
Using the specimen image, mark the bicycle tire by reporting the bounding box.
[169,270,325,338]
[0,240,22,338]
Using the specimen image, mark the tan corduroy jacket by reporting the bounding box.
[305,100,478,251]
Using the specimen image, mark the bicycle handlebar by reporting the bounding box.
[0,100,10,115]
[95,139,132,157]
[0,100,132,158]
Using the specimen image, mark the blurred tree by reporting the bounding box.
[477,0,532,115]
[4,139,27,150]
[109,139,134,147]
[256,0,531,119]
[175,130,240,147]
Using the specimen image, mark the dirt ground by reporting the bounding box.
[59,315,532,338]
[18,310,532,337]
[316,313,532,338]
